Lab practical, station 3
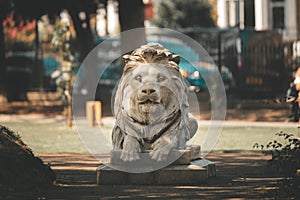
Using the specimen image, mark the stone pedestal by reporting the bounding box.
[96,145,216,185]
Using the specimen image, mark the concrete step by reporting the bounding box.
[96,159,215,185]
[96,145,216,185]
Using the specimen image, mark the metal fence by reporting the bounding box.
[182,27,286,98]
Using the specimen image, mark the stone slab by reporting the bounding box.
[96,159,215,185]
[110,149,191,166]
[110,145,201,166]
[188,145,201,160]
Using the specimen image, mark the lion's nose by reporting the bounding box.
[141,87,156,95]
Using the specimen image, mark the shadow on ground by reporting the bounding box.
[34,152,284,199]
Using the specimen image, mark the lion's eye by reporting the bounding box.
[157,75,166,82]
[135,75,142,82]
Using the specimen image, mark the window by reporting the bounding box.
[244,0,255,28]
[271,0,285,29]
[272,7,284,29]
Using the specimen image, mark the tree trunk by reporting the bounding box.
[33,19,43,90]
[118,0,146,55]
[69,10,94,61]
[68,9,99,110]
[0,14,7,102]
[104,0,109,35]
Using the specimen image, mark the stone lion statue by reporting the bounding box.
[112,43,198,162]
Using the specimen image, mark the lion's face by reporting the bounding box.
[121,63,181,124]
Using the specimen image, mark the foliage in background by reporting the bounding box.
[3,13,36,51]
[254,131,300,199]
[152,0,215,29]
[51,21,75,101]
[0,125,56,195]
[208,0,218,25]
[254,131,300,174]
[51,21,76,127]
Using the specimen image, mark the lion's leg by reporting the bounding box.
[188,114,198,139]
[112,125,125,149]
[120,135,141,162]
[150,135,178,161]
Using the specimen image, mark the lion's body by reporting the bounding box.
[112,43,198,162]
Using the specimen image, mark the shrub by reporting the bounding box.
[0,125,56,197]
[254,131,300,174]
[254,131,300,199]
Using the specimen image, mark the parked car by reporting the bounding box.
[151,39,235,92]
[179,60,235,92]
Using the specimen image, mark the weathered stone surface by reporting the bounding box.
[96,44,216,184]
[188,145,201,160]
[110,145,201,166]
[96,159,215,185]
[154,164,208,185]
[110,148,192,166]
[96,165,128,185]
[111,43,198,162]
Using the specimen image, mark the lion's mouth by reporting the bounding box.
[139,99,160,105]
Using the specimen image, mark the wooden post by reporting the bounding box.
[86,101,103,127]
[86,101,95,127]
[94,101,103,126]
[66,76,72,128]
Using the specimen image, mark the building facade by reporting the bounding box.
[217,0,299,41]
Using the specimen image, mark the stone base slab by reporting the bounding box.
[96,159,216,185]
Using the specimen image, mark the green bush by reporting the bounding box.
[254,131,300,199]
[254,131,300,174]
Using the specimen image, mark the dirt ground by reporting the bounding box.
[36,152,283,199]
[0,98,295,199]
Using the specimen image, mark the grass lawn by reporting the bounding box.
[1,119,299,154]
[206,126,298,151]
[1,121,87,154]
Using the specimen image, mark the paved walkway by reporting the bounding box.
[39,151,283,199]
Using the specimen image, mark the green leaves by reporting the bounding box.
[152,0,215,29]
[254,131,300,176]
[51,21,76,105]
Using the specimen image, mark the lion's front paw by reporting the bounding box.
[149,138,173,162]
[121,135,141,162]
